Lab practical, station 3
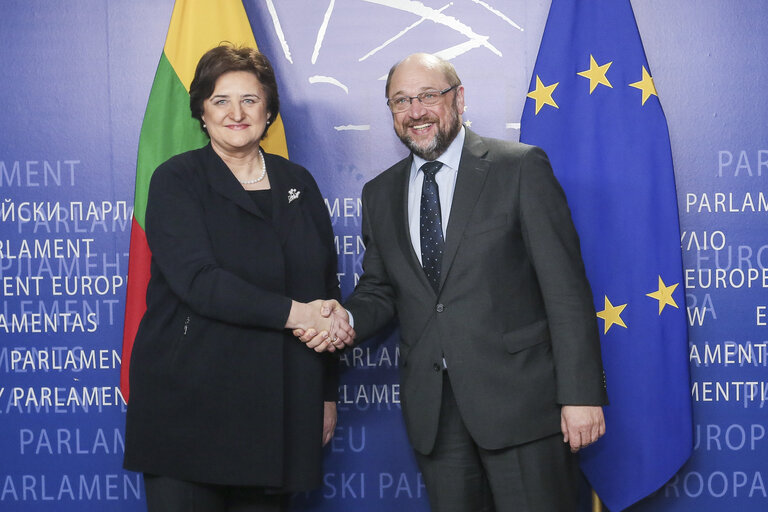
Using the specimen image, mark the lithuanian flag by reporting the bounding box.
[120,0,289,400]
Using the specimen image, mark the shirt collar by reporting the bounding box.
[411,125,466,177]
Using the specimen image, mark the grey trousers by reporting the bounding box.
[414,373,579,512]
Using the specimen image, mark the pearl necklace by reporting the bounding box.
[238,150,267,184]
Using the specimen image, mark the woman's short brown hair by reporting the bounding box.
[189,44,280,137]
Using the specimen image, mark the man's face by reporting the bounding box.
[388,58,465,161]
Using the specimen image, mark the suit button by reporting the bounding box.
[433,363,441,372]
[436,303,444,313]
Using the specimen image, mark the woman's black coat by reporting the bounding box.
[124,144,339,491]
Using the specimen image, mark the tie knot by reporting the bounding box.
[420,161,443,178]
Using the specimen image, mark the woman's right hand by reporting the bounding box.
[286,300,355,351]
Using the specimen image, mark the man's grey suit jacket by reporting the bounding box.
[345,129,608,455]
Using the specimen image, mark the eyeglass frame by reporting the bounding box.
[386,85,459,113]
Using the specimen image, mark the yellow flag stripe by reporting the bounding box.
[260,115,289,158]
[164,0,256,92]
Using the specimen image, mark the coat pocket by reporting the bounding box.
[502,319,549,354]
[169,308,193,366]
[464,214,510,238]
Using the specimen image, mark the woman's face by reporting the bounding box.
[201,71,270,155]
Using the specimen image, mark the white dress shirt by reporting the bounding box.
[408,126,466,263]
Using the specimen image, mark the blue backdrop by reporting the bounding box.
[1,1,766,511]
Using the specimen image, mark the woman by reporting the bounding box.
[124,45,352,511]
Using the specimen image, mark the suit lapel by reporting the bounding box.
[264,153,306,245]
[391,156,441,295]
[440,130,490,289]
[204,144,266,219]
[204,147,306,245]
[394,156,423,274]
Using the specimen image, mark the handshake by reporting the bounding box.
[286,299,355,352]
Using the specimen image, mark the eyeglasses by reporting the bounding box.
[387,85,459,113]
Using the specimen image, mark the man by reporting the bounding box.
[302,53,608,511]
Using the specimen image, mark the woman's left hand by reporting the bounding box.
[322,401,337,446]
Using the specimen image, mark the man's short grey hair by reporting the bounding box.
[384,53,462,98]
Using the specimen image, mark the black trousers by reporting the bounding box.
[414,373,579,512]
[143,474,288,512]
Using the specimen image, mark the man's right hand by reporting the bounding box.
[293,300,354,352]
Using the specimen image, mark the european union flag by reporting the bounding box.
[520,1,692,510]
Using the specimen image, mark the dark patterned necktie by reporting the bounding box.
[420,161,444,293]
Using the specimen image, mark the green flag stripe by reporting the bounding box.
[133,52,209,229]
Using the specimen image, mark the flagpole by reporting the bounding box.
[592,490,603,512]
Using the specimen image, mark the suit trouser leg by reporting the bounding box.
[414,373,578,512]
[476,433,579,512]
[414,373,494,512]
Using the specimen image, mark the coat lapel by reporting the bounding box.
[439,130,490,290]
[204,144,266,219]
[393,156,437,294]
[395,157,421,269]
[266,153,306,245]
[204,146,306,245]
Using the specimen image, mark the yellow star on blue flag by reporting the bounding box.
[629,65,658,105]
[577,54,613,93]
[596,295,627,334]
[646,276,679,314]
[526,75,559,114]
